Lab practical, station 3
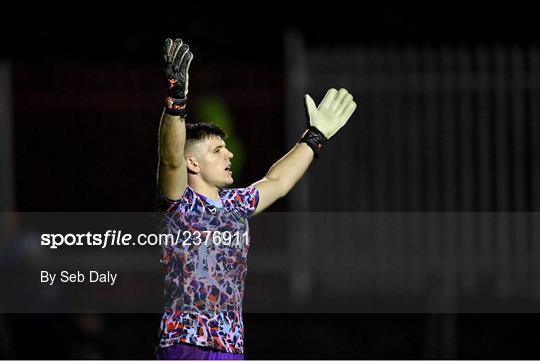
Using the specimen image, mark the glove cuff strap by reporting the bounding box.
[300,126,327,159]
[164,96,187,117]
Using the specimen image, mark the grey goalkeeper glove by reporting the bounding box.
[163,38,193,117]
[300,88,357,158]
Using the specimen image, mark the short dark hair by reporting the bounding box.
[186,122,226,143]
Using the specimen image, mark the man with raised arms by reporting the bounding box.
[155,38,357,360]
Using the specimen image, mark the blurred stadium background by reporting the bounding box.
[1,3,540,359]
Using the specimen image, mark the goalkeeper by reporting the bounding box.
[155,38,357,360]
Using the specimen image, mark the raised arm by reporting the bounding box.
[252,88,357,215]
[157,38,193,200]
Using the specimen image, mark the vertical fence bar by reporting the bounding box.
[404,47,423,288]
[475,47,495,283]
[493,46,512,295]
[457,47,476,292]
[0,61,14,213]
[285,31,311,306]
[510,46,528,291]
[528,47,540,295]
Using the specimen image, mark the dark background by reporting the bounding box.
[1,3,540,359]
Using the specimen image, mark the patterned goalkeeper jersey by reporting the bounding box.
[157,185,259,354]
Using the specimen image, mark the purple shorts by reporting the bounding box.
[156,343,244,360]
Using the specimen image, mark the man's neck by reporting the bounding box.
[190,182,220,201]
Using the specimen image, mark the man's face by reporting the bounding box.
[187,136,234,187]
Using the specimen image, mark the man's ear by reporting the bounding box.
[186,156,199,174]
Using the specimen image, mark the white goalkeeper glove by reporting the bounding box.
[304,88,357,139]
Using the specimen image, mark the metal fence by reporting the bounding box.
[283,31,540,309]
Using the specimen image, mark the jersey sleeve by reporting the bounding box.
[231,185,260,218]
[156,186,196,213]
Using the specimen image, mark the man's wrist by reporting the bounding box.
[161,107,186,121]
[164,96,187,117]
[299,126,327,159]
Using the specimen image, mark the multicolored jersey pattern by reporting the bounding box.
[157,185,259,354]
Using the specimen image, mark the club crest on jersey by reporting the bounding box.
[229,210,247,225]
